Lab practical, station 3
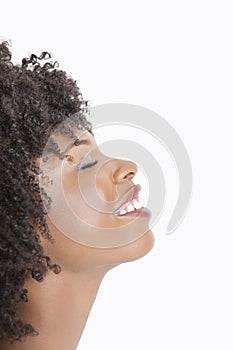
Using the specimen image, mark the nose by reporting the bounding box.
[112,159,138,183]
[95,157,138,204]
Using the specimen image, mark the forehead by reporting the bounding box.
[34,128,95,168]
[53,128,95,153]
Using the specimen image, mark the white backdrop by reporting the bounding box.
[1,1,233,349]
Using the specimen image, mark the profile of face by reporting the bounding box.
[38,127,155,274]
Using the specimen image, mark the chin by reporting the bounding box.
[120,230,155,263]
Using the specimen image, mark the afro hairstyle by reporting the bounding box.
[0,39,93,345]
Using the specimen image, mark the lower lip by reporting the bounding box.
[114,207,151,218]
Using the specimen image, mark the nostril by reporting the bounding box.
[112,160,137,183]
[124,171,135,180]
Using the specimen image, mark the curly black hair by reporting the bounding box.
[0,39,94,345]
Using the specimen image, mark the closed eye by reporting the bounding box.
[77,159,98,171]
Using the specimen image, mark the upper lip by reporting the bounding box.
[114,184,141,213]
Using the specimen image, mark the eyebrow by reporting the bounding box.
[63,139,91,154]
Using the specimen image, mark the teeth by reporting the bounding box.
[115,197,143,215]
[117,208,127,215]
[133,199,142,210]
[125,203,135,212]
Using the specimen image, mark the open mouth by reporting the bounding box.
[114,206,151,218]
[114,198,142,215]
[114,184,151,218]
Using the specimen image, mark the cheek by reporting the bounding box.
[65,182,104,226]
[62,169,93,214]
[62,171,113,227]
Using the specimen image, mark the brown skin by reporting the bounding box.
[2,130,154,350]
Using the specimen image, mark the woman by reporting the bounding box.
[0,40,154,349]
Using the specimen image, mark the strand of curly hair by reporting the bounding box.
[0,39,93,345]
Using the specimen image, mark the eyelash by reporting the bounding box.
[77,159,98,171]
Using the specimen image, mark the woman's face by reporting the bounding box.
[38,127,154,272]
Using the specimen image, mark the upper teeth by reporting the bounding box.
[115,198,142,215]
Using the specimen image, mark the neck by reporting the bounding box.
[3,266,112,350]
